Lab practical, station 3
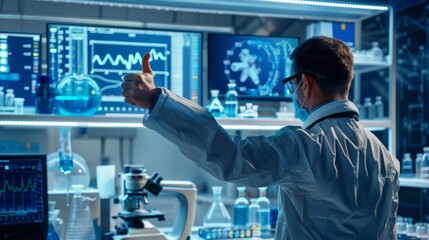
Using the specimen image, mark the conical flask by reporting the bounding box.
[203,186,232,228]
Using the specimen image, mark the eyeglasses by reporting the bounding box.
[282,71,316,94]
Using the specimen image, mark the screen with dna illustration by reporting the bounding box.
[48,24,202,114]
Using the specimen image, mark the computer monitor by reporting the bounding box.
[0,155,48,240]
[0,32,41,106]
[208,33,299,100]
[47,24,202,114]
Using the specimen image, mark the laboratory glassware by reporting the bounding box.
[55,75,101,116]
[59,127,73,206]
[36,75,55,114]
[233,186,249,228]
[5,89,14,107]
[421,147,429,179]
[65,185,96,240]
[374,96,384,119]
[415,153,423,178]
[206,90,224,117]
[401,153,413,177]
[203,186,232,228]
[225,81,238,118]
[248,198,261,237]
[257,187,271,237]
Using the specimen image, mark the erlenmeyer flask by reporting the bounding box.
[203,186,232,228]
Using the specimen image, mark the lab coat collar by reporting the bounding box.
[302,100,359,129]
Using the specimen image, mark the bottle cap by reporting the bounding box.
[37,75,52,84]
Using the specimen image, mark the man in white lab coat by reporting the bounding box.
[121,36,399,240]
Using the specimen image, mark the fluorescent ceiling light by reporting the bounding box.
[260,0,388,11]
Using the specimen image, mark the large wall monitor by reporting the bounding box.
[209,33,299,100]
[0,32,41,107]
[0,155,48,239]
[48,24,202,114]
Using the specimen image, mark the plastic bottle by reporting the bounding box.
[203,186,232,228]
[363,97,374,119]
[0,86,4,107]
[421,147,429,179]
[248,198,261,237]
[233,186,249,228]
[5,89,14,107]
[36,75,55,114]
[401,153,413,178]
[225,81,238,118]
[374,96,384,119]
[415,153,423,178]
[257,187,271,237]
[65,185,96,240]
[206,90,224,117]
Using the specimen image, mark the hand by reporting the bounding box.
[121,53,157,109]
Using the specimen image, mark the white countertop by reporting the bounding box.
[399,177,429,188]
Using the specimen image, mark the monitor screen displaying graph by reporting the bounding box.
[208,33,299,100]
[0,155,47,226]
[48,24,202,114]
[0,32,41,107]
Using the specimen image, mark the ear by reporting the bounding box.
[301,73,313,97]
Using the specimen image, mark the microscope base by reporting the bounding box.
[114,221,169,240]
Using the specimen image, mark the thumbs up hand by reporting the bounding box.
[121,53,157,109]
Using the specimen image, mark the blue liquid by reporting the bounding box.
[59,154,73,174]
[233,204,249,227]
[56,95,101,116]
[225,102,238,118]
[258,209,270,230]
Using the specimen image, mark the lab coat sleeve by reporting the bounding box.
[143,88,302,187]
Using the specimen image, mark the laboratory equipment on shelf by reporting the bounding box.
[207,89,224,117]
[369,41,384,61]
[233,186,249,228]
[362,97,375,119]
[47,152,90,191]
[203,186,232,228]
[47,202,65,240]
[65,185,96,240]
[401,153,413,178]
[257,187,271,237]
[59,127,73,206]
[374,96,384,119]
[415,153,423,178]
[248,198,261,237]
[5,89,14,107]
[238,103,259,118]
[55,75,101,116]
[225,81,238,118]
[421,147,429,179]
[113,165,196,240]
[36,75,55,114]
[0,86,4,107]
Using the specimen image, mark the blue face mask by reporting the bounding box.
[292,80,309,122]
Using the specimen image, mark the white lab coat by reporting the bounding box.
[143,88,400,240]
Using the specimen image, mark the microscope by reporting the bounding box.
[114,165,197,240]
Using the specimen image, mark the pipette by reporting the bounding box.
[59,127,73,206]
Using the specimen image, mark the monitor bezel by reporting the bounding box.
[208,32,300,101]
[0,154,48,239]
[46,22,204,105]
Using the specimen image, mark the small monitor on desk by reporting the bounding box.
[0,155,48,240]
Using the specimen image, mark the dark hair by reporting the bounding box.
[290,36,354,95]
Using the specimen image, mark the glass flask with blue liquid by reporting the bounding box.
[225,81,238,118]
[257,187,271,237]
[401,153,413,178]
[59,127,73,206]
[55,75,101,116]
[233,186,249,228]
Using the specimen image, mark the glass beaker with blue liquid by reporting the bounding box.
[233,186,249,228]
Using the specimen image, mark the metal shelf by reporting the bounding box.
[0,113,392,131]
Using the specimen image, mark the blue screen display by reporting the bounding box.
[209,34,299,100]
[48,24,202,114]
[0,33,41,106]
[0,157,45,225]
